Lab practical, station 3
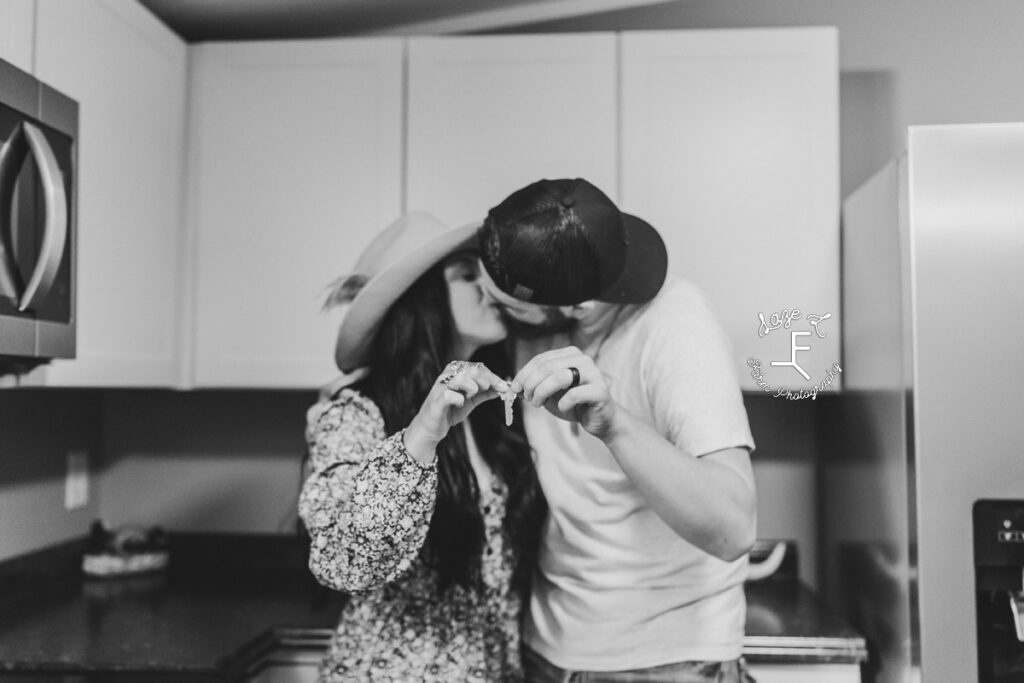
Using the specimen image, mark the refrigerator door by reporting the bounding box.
[829,123,1024,683]
[910,123,1024,683]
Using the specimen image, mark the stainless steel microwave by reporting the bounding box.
[0,57,77,374]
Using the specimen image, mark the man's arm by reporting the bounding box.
[603,408,756,561]
[513,345,756,561]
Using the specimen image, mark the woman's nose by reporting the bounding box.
[477,281,497,303]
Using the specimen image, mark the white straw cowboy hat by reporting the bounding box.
[329,212,480,373]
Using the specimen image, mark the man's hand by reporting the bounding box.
[511,346,618,441]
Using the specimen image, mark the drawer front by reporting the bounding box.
[747,662,861,683]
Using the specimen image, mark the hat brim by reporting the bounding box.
[595,213,668,304]
[335,220,482,372]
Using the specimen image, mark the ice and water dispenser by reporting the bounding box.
[975,500,1024,681]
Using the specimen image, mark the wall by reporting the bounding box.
[98,391,314,535]
[97,392,823,587]
[0,389,311,563]
[0,385,819,583]
[96,390,816,567]
[0,391,102,562]
[743,394,821,585]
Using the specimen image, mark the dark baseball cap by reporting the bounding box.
[479,178,668,306]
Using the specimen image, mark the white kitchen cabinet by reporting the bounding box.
[187,39,403,388]
[0,0,35,73]
[747,662,861,682]
[621,29,840,393]
[26,0,189,387]
[406,34,618,227]
[11,25,840,390]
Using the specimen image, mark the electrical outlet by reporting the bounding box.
[64,450,89,510]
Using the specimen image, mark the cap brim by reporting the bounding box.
[335,219,482,372]
[596,213,668,304]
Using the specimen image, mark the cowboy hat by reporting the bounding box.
[330,212,480,373]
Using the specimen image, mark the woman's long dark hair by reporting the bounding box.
[353,261,546,595]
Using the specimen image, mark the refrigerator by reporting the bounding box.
[822,123,1024,682]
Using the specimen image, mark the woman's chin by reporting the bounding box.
[485,328,509,346]
[488,319,509,341]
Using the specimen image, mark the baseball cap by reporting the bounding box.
[479,178,668,306]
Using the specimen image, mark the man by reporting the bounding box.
[477,178,757,682]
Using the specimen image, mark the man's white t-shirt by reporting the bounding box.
[520,277,756,671]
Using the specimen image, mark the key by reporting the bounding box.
[498,388,516,427]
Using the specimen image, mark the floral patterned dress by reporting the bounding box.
[298,388,523,682]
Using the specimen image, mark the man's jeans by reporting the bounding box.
[523,646,757,683]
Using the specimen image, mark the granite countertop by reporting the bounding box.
[0,535,866,680]
[743,580,867,664]
[0,534,343,681]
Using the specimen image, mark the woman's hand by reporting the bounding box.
[511,346,618,441]
[403,361,509,463]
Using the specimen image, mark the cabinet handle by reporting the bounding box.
[17,122,68,312]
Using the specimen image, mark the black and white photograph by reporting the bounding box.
[1,1,1022,681]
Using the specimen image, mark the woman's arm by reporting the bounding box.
[298,393,438,594]
[300,363,509,594]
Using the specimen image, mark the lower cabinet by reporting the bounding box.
[747,661,862,683]
[242,649,862,683]
[245,648,322,683]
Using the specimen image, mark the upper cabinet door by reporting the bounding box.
[621,29,840,393]
[31,0,188,386]
[189,39,403,388]
[0,0,35,73]
[406,34,618,227]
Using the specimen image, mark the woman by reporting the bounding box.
[299,212,546,682]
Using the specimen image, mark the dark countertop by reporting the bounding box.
[743,580,868,664]
[0,535,865,679]
[0,533,343,681]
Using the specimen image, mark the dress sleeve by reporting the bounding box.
[298,390,438,594]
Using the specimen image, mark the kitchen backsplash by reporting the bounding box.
[0,390,102,561]
[99,390,314,536]
[0,389,823,585]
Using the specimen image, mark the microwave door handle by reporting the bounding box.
[0,130,27,301]
[17,122,68,312]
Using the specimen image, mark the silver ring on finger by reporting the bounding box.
[438,360,474,387]
[567,366,581,389]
